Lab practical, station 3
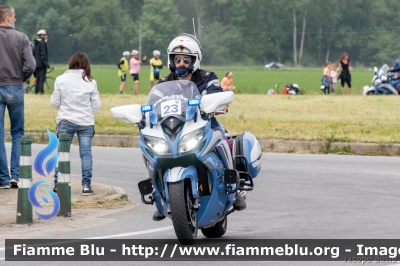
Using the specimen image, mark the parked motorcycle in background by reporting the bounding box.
[111,80,262,245]
[264,62,284,69]
[365,64,400,95]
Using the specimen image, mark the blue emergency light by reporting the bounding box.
[141,105,153,112]
[188,99,201,106]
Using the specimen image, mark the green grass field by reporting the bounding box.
[42,64,373,95]
[19,93,400,144]
[16,64,400,144]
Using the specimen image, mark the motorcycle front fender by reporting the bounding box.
[163,166,198,203]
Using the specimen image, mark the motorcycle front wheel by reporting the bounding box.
[201,217,227,238]
[169,180,198,245]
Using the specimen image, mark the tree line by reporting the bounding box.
[8,0,400,67]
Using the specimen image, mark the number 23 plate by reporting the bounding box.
[161,100,182,117]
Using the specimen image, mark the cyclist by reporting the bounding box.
[117,51,131,94]
[130,50,146,95]
[148,50,162,90]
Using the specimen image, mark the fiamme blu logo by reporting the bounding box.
[27,130,60,220]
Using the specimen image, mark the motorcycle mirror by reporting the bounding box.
[200,91,234,113]
[110,104,142,123]
[374,66,377,74]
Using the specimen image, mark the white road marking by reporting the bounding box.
[85,226,173,239]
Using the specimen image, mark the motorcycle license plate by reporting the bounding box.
[161,100,182,117]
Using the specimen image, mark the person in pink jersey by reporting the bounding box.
[130,50,147,95]
[330,63,338,94]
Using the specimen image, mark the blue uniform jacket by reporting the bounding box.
[158,69,223,95]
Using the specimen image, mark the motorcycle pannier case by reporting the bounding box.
[232,132,262,178]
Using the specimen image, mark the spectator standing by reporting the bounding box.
[221,72,236,92]
[0,5,35,189]
[117,51,131,94]
[337,52,352,95]
[51,53,101,195]
[149,50,163,90]
[330,63,338,94]
[33,29,49,94]
[129,50,146,95]
[321,62,331,95]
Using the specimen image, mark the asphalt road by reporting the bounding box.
[2,143,400,266]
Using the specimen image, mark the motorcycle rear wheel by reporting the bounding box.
[201,217,227,238]
[169,180,197,245]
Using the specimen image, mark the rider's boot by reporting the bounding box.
[238,189,247,200]
[153,210,166,221]
[233,192,247,211]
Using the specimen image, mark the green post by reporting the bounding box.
[17,136,33,224]
[57,133,71,217]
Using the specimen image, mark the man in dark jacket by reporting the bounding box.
[33,29,49,94]
[0,5,36,189]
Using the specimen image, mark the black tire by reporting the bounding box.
[201,217,227,238]
[169,180,197,245]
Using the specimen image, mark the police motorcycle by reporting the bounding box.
[111,80,262,245]
[365,64,400,95]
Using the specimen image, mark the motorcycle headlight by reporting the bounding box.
[144,136,171,155]
[178,127,205,154]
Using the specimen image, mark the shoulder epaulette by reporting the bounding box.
[199,70,211,77]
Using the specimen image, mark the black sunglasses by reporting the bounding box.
[174,56,192,65]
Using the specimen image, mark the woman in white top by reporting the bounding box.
[51,52,101,195]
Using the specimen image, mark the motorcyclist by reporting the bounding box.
[153,33,246,221]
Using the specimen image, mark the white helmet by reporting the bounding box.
[122,51,130,57]
[131,50,139,56]
[153,50,160,56]
[167,33,202,74]
[292,84,299,89]
[37,29,47,35]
